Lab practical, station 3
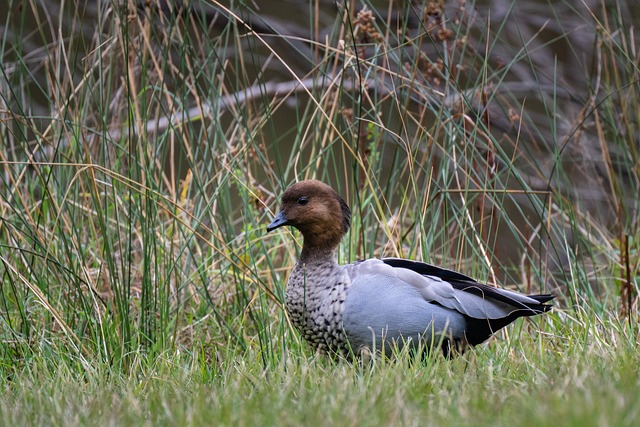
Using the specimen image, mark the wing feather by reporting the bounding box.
[346,258,553,320]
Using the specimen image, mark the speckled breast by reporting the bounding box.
[285,262,350,354]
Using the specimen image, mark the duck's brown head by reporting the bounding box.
[267,180,351,251]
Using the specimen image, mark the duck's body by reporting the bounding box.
[268,180,553,356]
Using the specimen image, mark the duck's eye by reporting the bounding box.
[297,197,309,206]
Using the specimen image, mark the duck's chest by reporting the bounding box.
[285,263,349,353]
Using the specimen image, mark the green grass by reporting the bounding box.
[1,311,638,426]
[0,0,639,425]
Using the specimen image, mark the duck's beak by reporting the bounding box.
[267,211,289,232]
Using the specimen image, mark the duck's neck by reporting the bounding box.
[299,243,339,266]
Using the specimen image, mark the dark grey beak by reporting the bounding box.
[267,211,289,232]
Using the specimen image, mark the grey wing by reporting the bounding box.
[341,272,466,351]
[348,259,552,320]
[380,257,553,319]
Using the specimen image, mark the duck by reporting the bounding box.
[267,180,554,356]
